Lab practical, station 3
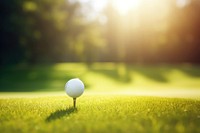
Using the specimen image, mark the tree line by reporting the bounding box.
[0,0,200,66]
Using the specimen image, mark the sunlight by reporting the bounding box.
[176,0,190,8]
[112,0,140,15]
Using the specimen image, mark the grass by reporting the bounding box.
[0,63,200,91]
[0,63,200,132]
[0,93,200,133]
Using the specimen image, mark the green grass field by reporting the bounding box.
[1,63,200,91]
[0,63,200,132]
[0,93,200,133]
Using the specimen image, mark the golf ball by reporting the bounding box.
[65,78,84,98]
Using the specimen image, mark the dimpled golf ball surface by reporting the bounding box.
[65,78,84,98]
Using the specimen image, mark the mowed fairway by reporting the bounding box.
[0,93,200,133]
[0,63,200,132]
[1,63,200,92]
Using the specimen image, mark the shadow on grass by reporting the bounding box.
[132,66,169,82]
[1,63,200,92]
[89,63,132,83]
[0,64,75,92]
[176,65,200,77]
[46,107,77,122]
[89,64,169,83]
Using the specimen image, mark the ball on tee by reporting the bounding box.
[65,78,84,98]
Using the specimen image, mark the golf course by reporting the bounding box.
[1,0,200,132]
[0,63,200,133]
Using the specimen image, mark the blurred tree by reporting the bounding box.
[0,0,105,65]
[0,0,27,65]
[104,2,127,62]
[103,0,200,64]
[1,0,200,65]
[167,0,200,63]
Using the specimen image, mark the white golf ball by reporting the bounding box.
[65,78,84,98]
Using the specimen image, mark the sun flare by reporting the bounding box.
[112,0,140,15]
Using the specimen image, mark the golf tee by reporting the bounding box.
[73,98,76,108]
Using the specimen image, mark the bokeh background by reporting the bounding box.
[0,0,200,92]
